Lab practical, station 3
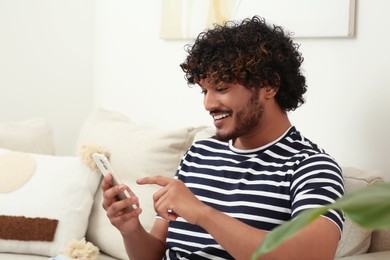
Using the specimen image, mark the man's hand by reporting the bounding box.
[101,174,142,235]
[137,176,207,224]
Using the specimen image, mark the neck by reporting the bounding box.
[233,110,291,150]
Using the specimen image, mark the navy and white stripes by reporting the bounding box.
[163,127,344,260]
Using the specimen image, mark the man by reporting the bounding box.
[102,16,344,259]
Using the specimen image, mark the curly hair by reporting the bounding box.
[180,16,307,111]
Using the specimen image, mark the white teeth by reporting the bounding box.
[213,113,229,120]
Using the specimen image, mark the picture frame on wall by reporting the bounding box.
[160,0,356,40]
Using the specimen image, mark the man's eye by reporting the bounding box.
[217,87,228,92]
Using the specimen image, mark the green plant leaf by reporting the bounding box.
[251,182,390,259]
[332,182,390,229]
[251,206,329,260]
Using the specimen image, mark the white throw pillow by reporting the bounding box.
[77,108,208,260]
[0,118,55,155]
[335,167,385,257]
[0,148,101,257]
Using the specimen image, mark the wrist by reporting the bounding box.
[194,204,215,228]
[120,219,142,238]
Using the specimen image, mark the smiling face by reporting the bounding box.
[200,80,264,142]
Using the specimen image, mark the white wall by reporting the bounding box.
[94,0,390,179]
[94,0,209,128]
[289,0,390,180]
[0,0,95,155]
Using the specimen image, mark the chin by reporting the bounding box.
[215,129,235,142]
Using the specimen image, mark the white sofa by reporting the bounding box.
[0,108,389,260]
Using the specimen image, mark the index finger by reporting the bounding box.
[136,175,173,187]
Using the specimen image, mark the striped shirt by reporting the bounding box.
[164,126,344,259]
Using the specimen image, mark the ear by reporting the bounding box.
[263,86,279,99]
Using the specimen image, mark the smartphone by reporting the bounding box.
[92,153,137,211]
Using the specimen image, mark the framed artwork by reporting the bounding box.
[160,0,356,39]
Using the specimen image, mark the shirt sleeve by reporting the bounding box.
[290,153,345,232]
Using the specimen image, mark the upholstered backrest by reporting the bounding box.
[335,167,385,257]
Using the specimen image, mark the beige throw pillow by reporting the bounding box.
[369,230,390,253]
[0,118,55,155]
[335,167,385,257]
[76,108,208,259]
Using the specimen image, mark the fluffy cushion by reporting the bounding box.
[0,118,55,155]
[335,167,385,257]
[77,108,208,259]
[0,148,101,257]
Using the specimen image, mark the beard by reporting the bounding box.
[215,91,264,142]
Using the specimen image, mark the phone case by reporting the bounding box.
[92,153,137,211]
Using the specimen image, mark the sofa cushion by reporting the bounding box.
[77,108,208,260]
[192,126,215,142]
[369,229,390,253]
[335,251,390,260]
[0,148,101,257]
[0,118,55,155]
[0,253,119,260]
[0,253,48,260]
[335,167,385,257]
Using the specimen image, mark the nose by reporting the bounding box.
[203,92,219,112]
